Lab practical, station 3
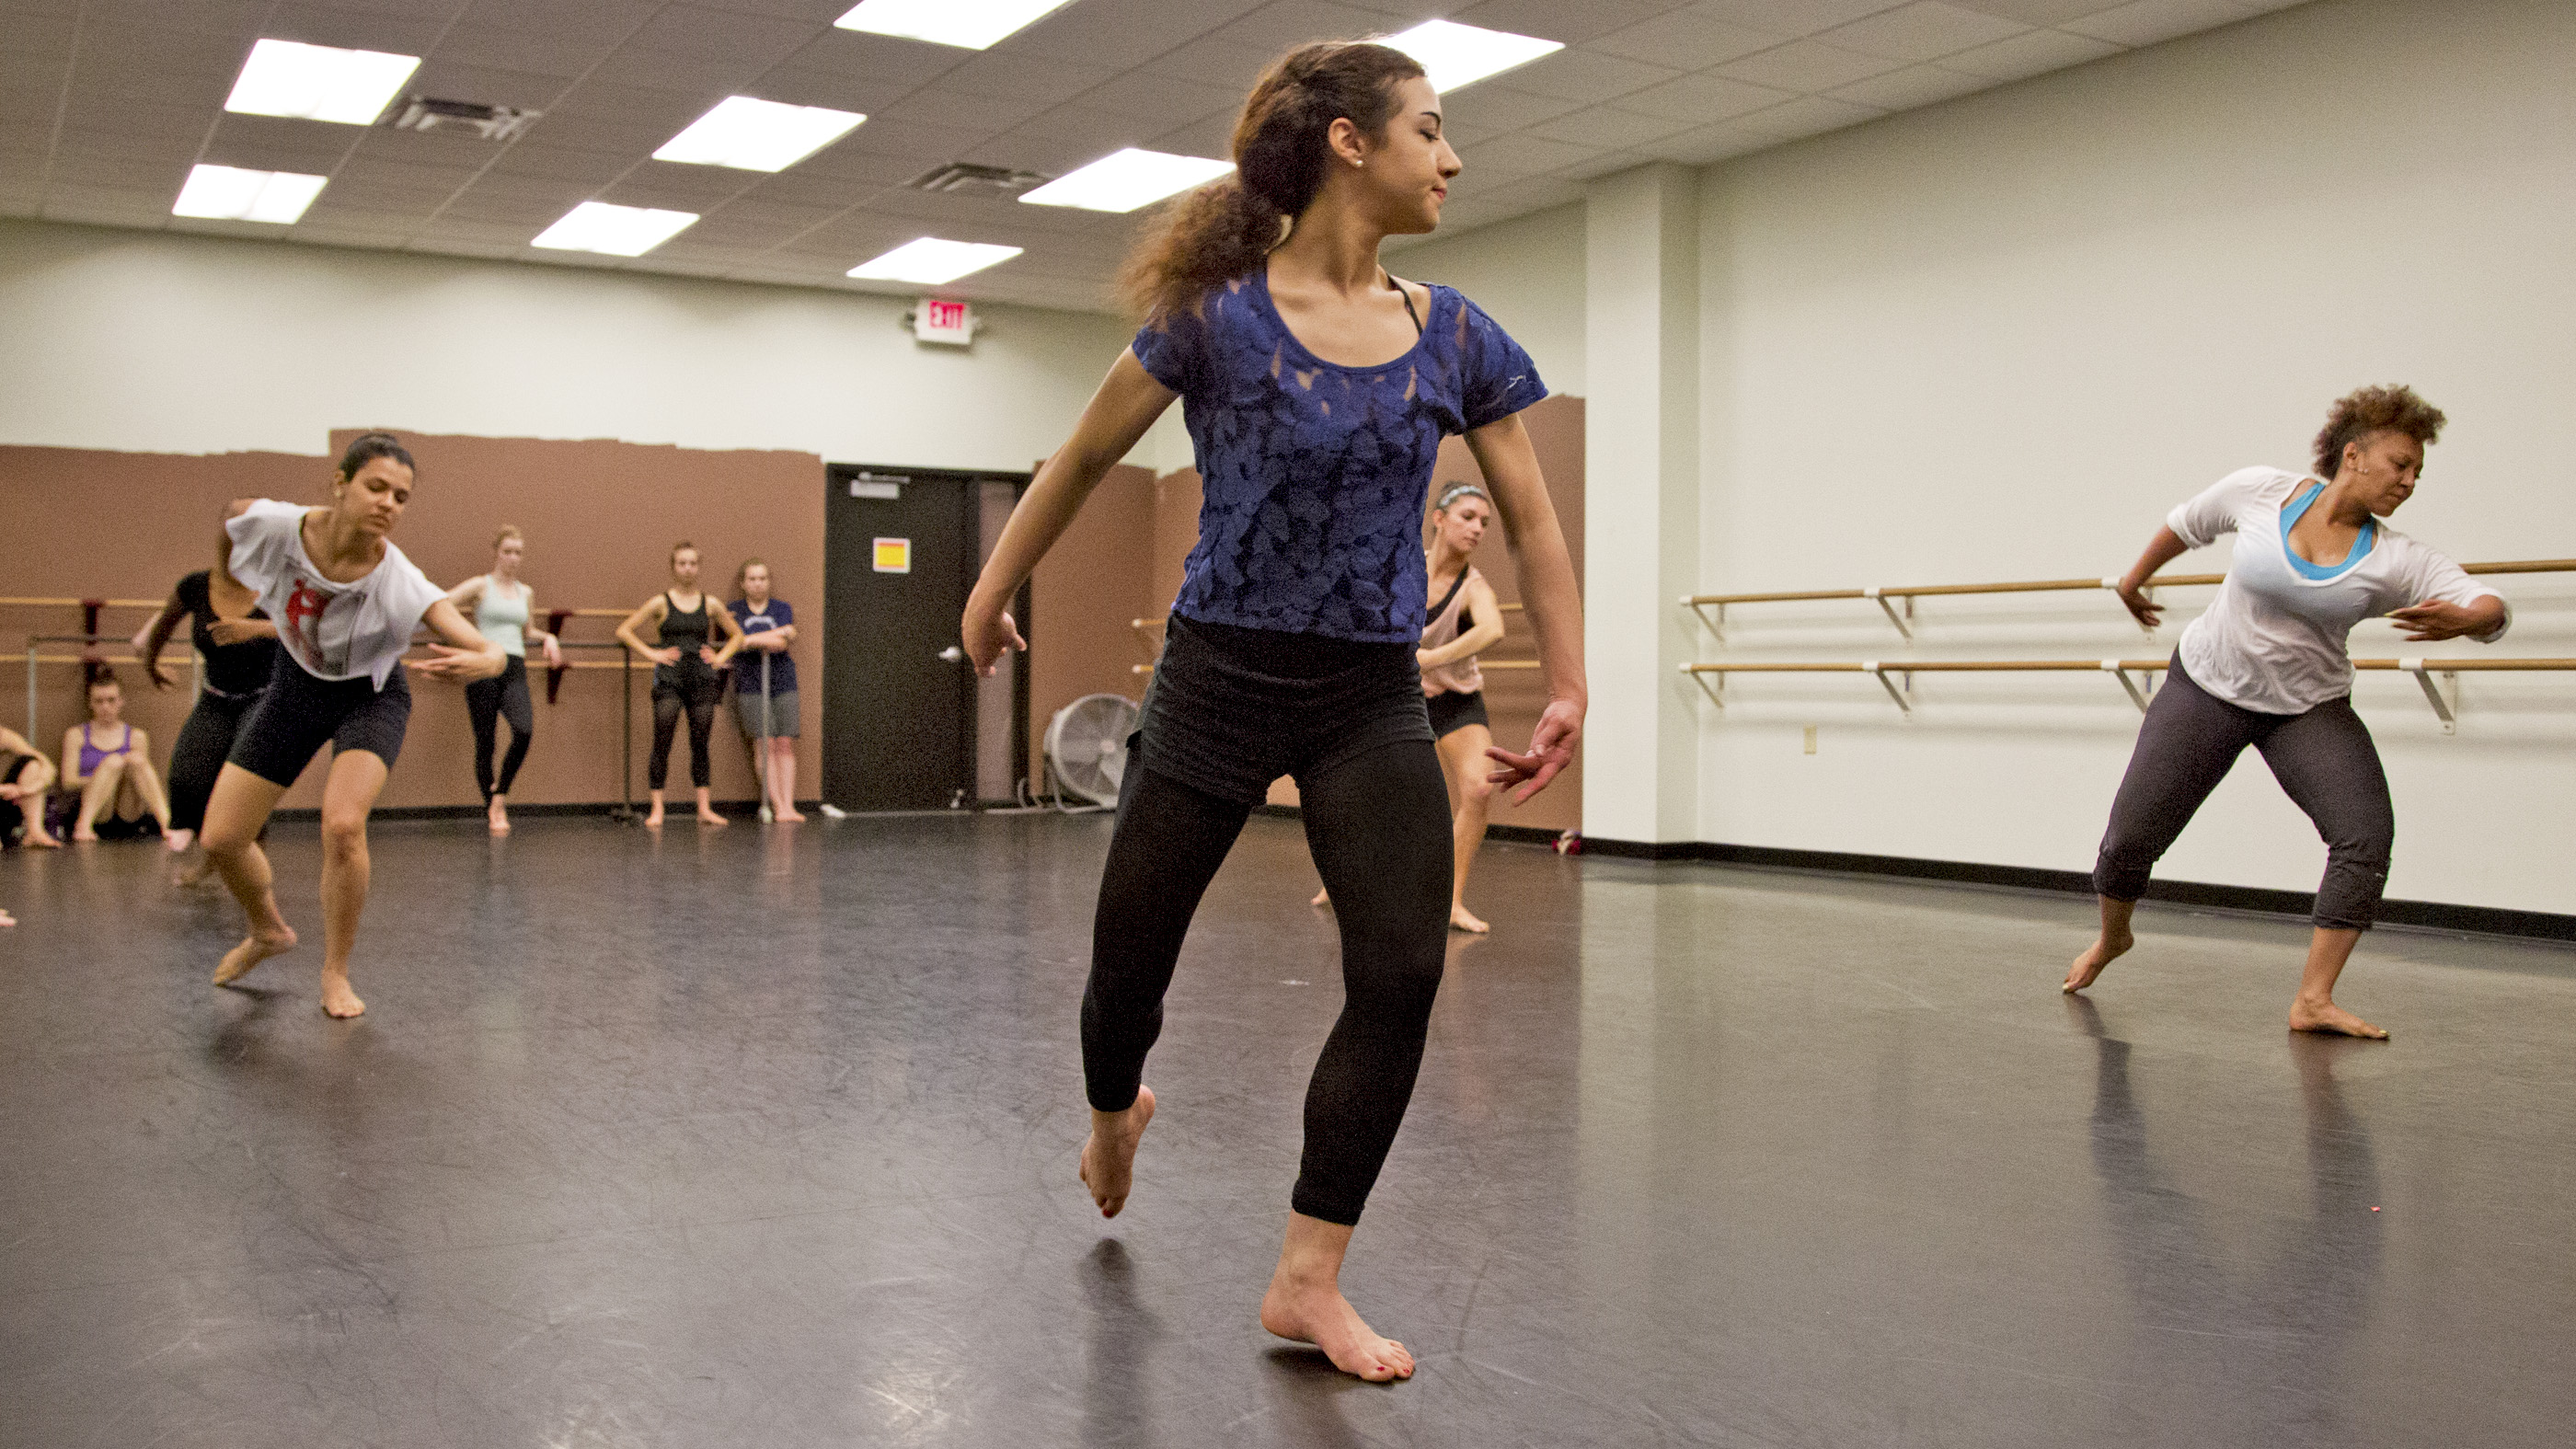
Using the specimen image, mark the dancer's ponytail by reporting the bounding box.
[1117,40,1424,323]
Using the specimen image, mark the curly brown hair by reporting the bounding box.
[2313,385,2446,478]
[1116,40,1425,322]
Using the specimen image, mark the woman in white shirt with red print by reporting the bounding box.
[2065,386,2509,1039]
[202,433,505,1019]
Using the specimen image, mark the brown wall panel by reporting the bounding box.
[1028,461,1155,794]
[3,434,822,813]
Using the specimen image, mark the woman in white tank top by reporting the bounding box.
[1314,483,1512,933]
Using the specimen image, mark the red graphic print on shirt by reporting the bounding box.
[284,577,330,669]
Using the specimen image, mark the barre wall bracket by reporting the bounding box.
[2101,659,2156,714]
[1862,587,1914,641]
[2399,658,2459,734]
[1684,662,1724,710]
[1862,661,1914,714]
[1683,596,1725,643]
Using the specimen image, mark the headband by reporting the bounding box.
[1434,483,1489,512]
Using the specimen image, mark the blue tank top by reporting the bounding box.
[1132,270,1545,642]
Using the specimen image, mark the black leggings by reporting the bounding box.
[1084,742,1451,1226]
[168,689,259,833]
[650,673,720,790]
[2094,657,2394,930]
[466,656,534,800]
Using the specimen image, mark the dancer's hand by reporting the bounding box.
[961,599,1026,677]
[2114,578,2163,628]
[410,643,502,682]
[143,659,177,690]
[2388,598,2502,641]
[645,645,682,667]
[206,618,271,647]
[698,645,719,666]
[541,636,564,670]
[0,782,20,801]
[1487,697,1582,803]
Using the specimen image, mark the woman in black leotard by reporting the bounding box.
[615,541,742,828]
[963,41,1583,1383]
[136,567,280,874]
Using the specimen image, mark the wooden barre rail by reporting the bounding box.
[1133,601,1523,629]
[1133,659,1540,675]
[1681,656,2576,731]
[1682,558,2576,609]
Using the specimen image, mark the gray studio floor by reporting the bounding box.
[3,812,2570,1447]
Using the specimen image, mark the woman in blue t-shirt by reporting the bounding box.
[727,559,801,822]
[963,40,1585,1384]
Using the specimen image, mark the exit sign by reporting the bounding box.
[914,297,974,346]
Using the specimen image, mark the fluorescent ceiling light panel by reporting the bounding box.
[846,237,1023,284]
[531,201,699,257]
[654,97,866,172]
[172,165,328,224]
[834,0,1075,50]
[224,38,420,124]
[1384,19,1563,94]
[1018,148,1234,213]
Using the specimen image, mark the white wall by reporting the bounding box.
[1689,0,2575,915]
[1390,201,1587,399]
[0,219,1133,468]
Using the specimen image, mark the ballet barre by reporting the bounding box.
[1681,656,2576,732]
[1682,558,2576,641]
[18,636,196,741]
[1131,658,1540,675]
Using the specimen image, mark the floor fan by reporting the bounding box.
[1044,694,1139,811]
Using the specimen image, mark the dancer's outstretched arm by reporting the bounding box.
[1463,413,1585,803]
[961,351,1177,674]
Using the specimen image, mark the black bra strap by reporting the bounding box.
[1428,567,1469,622]
[1391,272,1424,336]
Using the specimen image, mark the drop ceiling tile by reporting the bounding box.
[435,190,585,224]
[1214,1,1419,54]
[1486,48,1682,105]
[1731,92,1885,138]
[1454,132,1604,182]
[736,167,880,207]
[1558,147,1658,181]
[837,115,1004,163]
[937,52,1123,108]
[411,216,553,246]
[1450,0,1696,47]
[1608,71,1796,122]
[872,85,1057,135]
[781,144,920,186]
[311,181,456,212]
[703,196,845,232]
[45,155,185,190]
[484,144,631,183]
[543,79,710,135]
[1938,25,2122,77]
[82,0,271,34]
[973,105,1164,175]
[1521,106,1696,150]
[1953,0,2136,20]
[204,113,367,167]
[1440,85,1587,132]
[1686,0,1909,38]
[599,163,760,210]
[1142,34,1293,89]
[624,5,819,63]
[431,24,624,80]
[1825,61,1995,107]
[776,29,967,87]
[2062,0,2260,46]
[1634,115,1782,165]
[1819,2,2028,60]
[512,109,683,156]
[454,0,661,40]
[1074,69,1248,126]
[584,46,774,98]
[1144,112,1237,163]
[353,125,523,170]
[56,95,223,142]
[1714,38,1908,90]
[996,0,1268,68]
[454,171,600,204]
[1588,8,1781,69]
[291,222,419,246]
[406,61,575,111]
[332,156,481,192]
[261,2,452,54]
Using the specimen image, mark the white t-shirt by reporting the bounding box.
[223,500,444,687]
[2169,466,2507,715]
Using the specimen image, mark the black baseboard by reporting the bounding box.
[1247,802,1563,848]
[1581,838,2576,944]
[273,799,816,822]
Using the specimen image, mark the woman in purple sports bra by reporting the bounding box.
[60,669,171,842]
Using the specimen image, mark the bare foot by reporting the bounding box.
[1260,1276,1416,1382]
[696,810,728,827]
[487,800,511,836]
[1449,905,1489,934]
[2290,997,2386,1040]
[0,909,15,926]
[174,858,214,887]
[1078,1085,1156,1218]
[319,971,365,1019]
[2064,927,2133,993]
[642,807,665,829]
[165,828,195,853]
[26,831,61,849]
[775,808,806,822]
[72,827,98,843]
[213,924,297,985]
[1311,888,1329,908]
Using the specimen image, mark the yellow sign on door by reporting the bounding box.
[873,537,911,573]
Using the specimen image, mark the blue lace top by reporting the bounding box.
[1132,270,1546,642]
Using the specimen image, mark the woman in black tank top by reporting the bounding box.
[136,567,282,867]
[615,542,742,828]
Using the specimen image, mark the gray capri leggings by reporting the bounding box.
[2093,655,2394,930]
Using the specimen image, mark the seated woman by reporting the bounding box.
[0,723,62,849]
[61,670,172,842]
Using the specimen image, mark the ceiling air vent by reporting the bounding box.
[386,98,539,142]
[906,162,1050,198]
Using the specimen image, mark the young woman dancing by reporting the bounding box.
[0,723,61,849]
[962,41,1583,1383]
[1312,483,1511,932]
[727,559,803,822]
[201,432,504,1018]
[2066,385,2509,1039]
[444,526,563,834]
[615,543,742,828]
[62,671,172,842]
[137,565,279,870]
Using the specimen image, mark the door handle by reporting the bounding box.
[937,646,964,663]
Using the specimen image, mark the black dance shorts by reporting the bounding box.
[1425,689,1489,740]
[1135,615,1432,806]
[229,652,412,786]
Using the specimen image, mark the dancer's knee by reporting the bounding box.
[319,808,368,860]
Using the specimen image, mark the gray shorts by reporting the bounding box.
[734,688,799,739]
